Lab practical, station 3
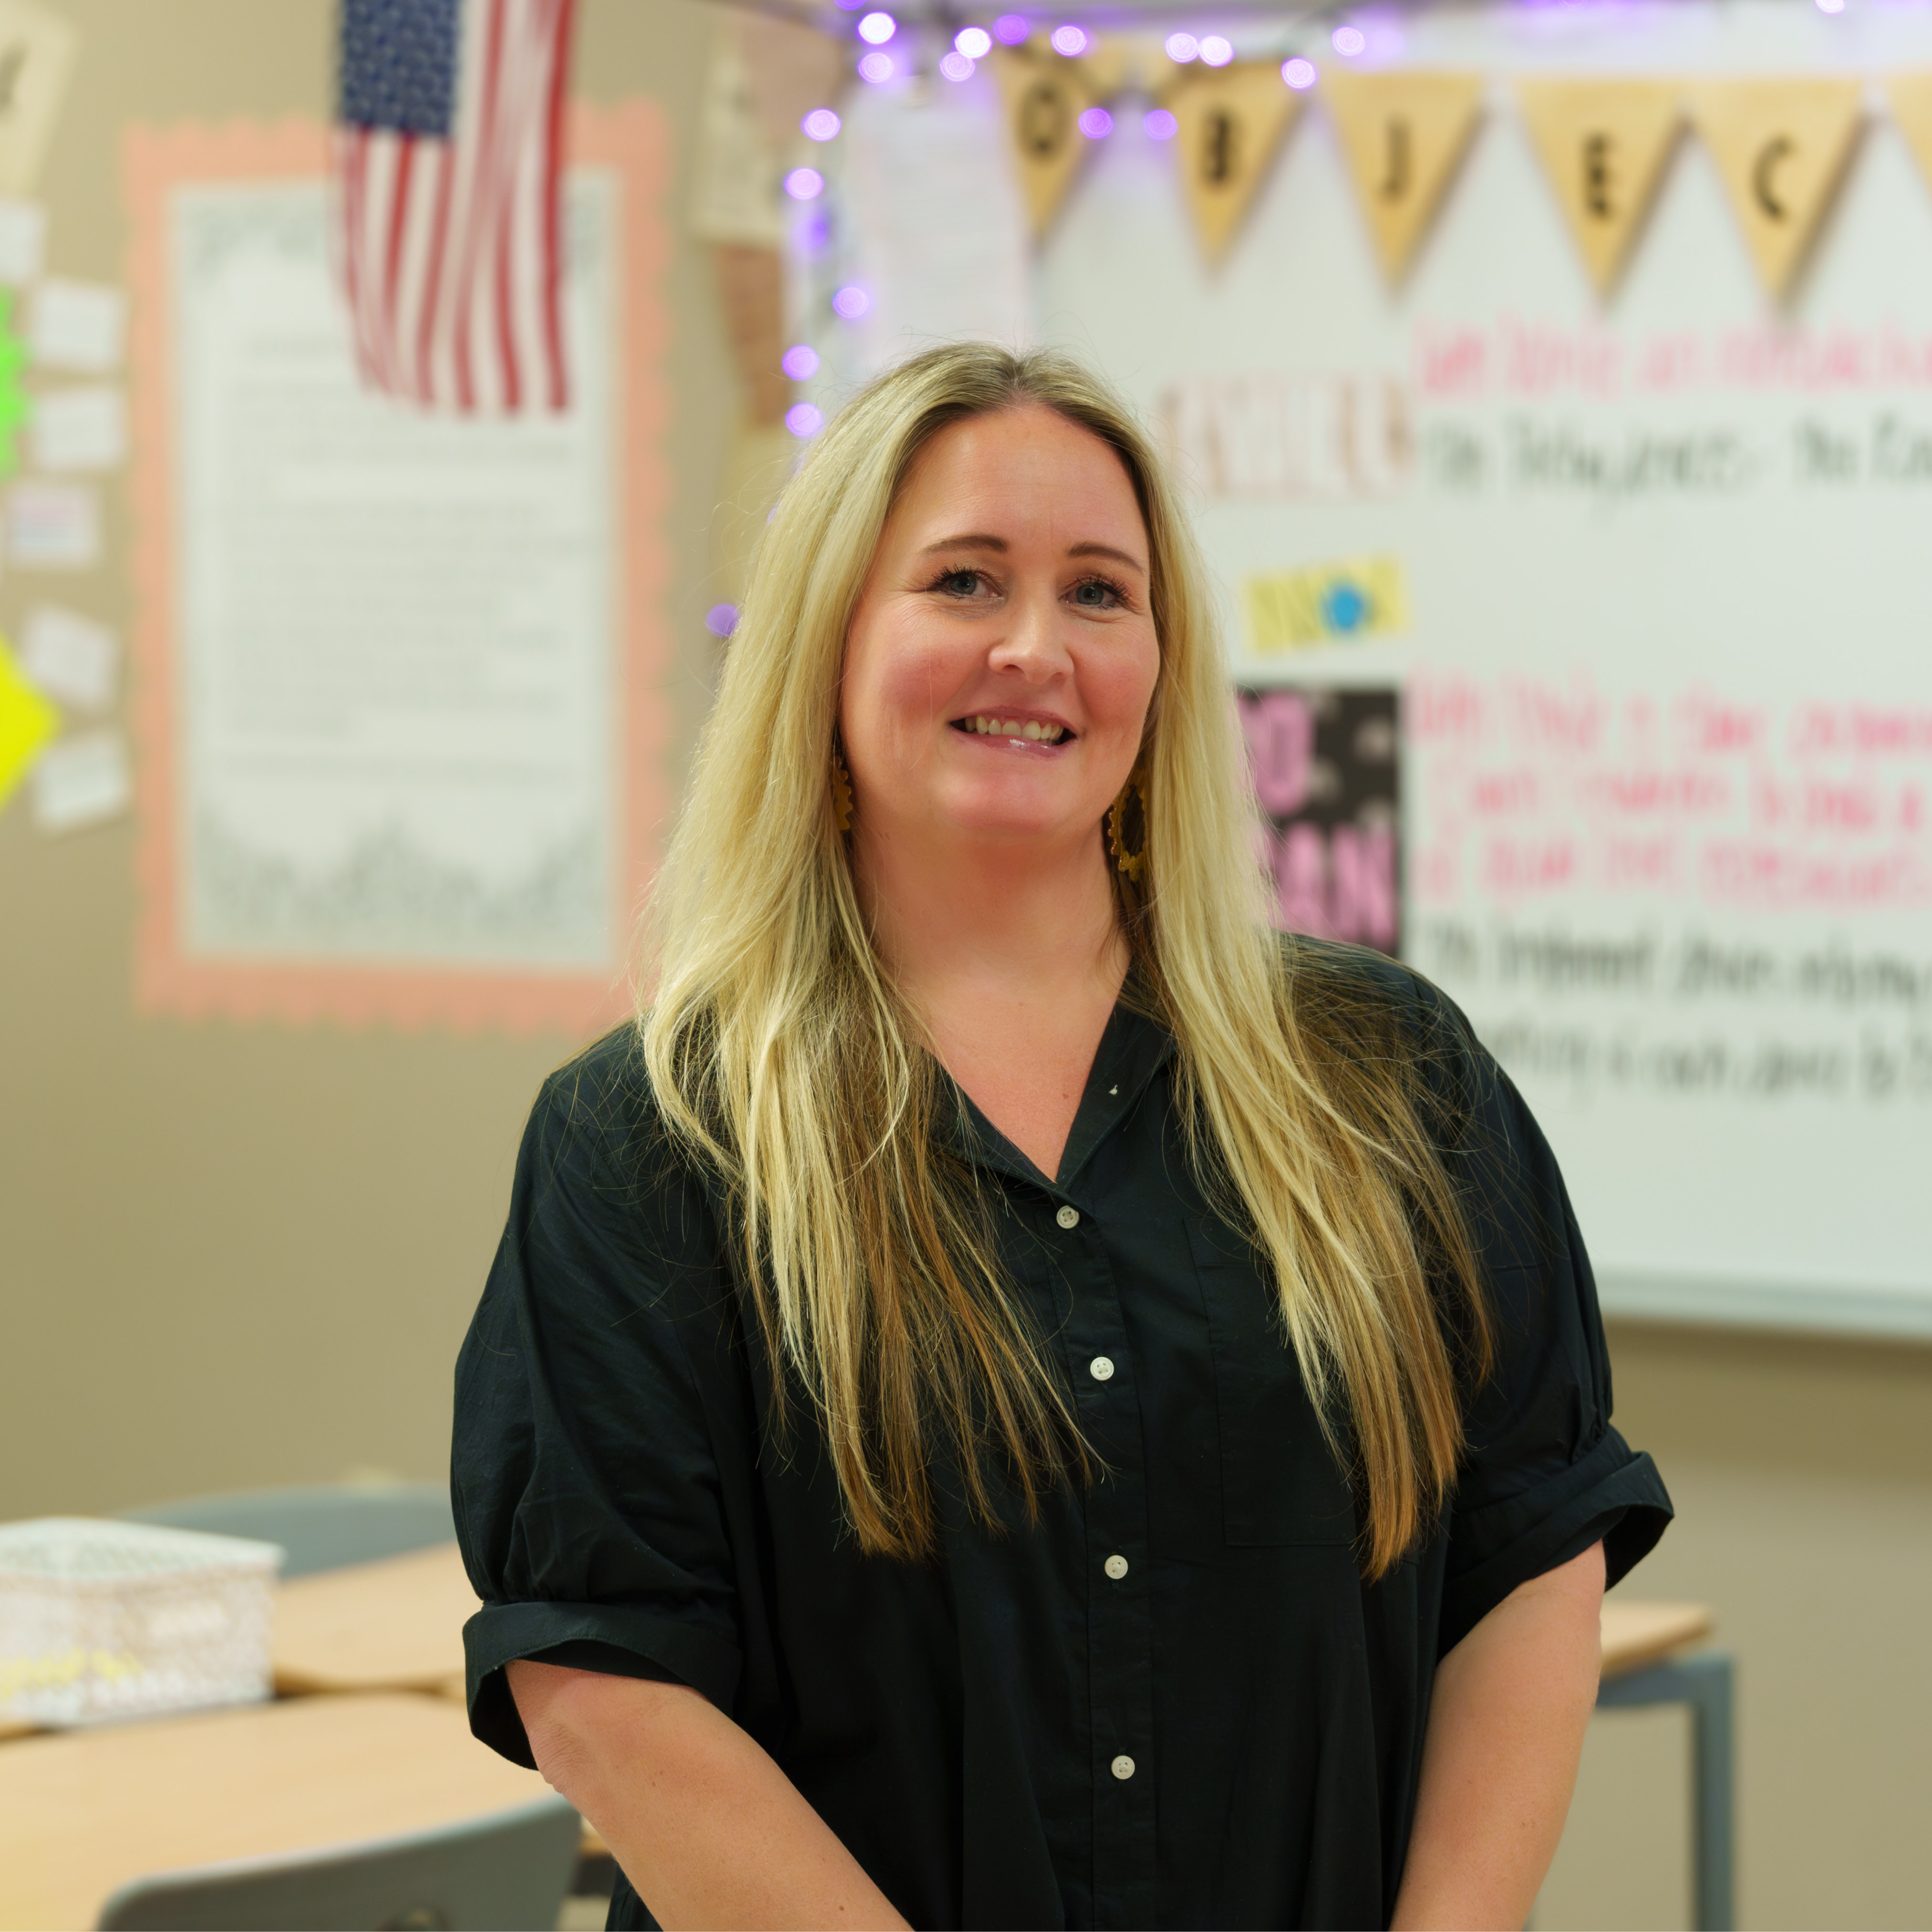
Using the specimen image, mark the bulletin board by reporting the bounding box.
[124,103,670,1034]
[813,0,1932,1336]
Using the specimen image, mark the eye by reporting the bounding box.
[929,567,988,599]
[1070,575,1127,610]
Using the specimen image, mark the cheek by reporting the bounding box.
[843,614,978,742]
[1082,629,1161,734]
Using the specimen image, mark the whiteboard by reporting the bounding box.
[814,0,1932,1336]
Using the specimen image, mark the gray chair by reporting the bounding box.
[119,1482,456,1578]
[94,1794,581,1931]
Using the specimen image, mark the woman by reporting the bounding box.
[453,343,1671,1931]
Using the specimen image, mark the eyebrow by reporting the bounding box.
[918,533,1148,574]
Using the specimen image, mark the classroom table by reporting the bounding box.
[272,1539,477,1695]
[1596,1599,1736,1932]
[0,1690,554,1932]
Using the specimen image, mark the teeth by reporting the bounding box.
[964,715,1065,743]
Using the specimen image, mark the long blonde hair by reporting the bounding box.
[641,342,1488,1576]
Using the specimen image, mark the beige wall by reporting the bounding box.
[0,0,733,1510]
[1,7,1928,1929]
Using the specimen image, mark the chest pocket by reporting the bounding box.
[1186,1219,1358,1548]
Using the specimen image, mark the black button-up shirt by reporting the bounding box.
[454,943,1671,1931]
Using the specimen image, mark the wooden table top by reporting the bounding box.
[1600,1599,1714,1679]
[273,1540,476,1695]
[0,1690,556,1932]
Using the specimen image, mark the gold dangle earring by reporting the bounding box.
[1107,765,1148,881]
[830,745,855,834]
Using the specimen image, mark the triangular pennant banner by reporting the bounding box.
[1320,69,1486,282]
[991,47,1096,238]
[1690,78,1864,297]
[1883,72,1932,211]
[1516,78,1681,295]
[1168,62,1307,263]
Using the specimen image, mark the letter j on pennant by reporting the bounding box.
[1321,69,1485,282]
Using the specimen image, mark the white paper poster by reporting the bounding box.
[172,178,619,967]
[840,74,1032,373]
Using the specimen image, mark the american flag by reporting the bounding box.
[335,0,577,410]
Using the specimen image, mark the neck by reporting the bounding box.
[852,819,1129,1019]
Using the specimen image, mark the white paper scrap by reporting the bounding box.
[8,481,100,566]
[31,383,124,471]
[0,196,45,283]
[21,603,116,709]
[29,279,127,372]
[31,727,130,833]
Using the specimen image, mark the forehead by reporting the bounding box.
[889,405,1146,543]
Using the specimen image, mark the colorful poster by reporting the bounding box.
[125,108,670,1033]
[1239,685,1400,956]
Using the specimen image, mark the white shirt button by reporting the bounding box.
[1111,1754,1136,1780]
[1104,1554,1129,1580]
[1089,1356,1115,1382]
[1055,1204,1080,1229]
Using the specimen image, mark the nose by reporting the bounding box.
[987,580,1072,683]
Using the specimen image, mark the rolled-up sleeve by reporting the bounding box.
[452,1036,751,1766]
[1429,998,1674,1655]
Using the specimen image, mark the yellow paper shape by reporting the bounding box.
[1246,555,1408,654]
[1690,78,1864,297]
[991,47,1095,238]
[1883,72,1932,210]
[1321,69,1486,282]
[0,634,58,807]
[1516,78,1682,295]
[1168,63,1308,263]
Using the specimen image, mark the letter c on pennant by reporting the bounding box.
[1752,134,1794,220]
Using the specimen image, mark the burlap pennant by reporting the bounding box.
[1690,78,1864,297]
[1321,69,1486,282]
[991,46,1096,238]
[1884,72,1932,211]
[1168,62,1307,263]
[1516,78,1681,294]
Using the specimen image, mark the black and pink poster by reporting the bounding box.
[1238,686,1400,958]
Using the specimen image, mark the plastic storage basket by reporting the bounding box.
[0,1517,283,1727]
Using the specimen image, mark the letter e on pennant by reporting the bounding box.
[1515,78,1681,296]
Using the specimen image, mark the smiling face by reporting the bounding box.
[838,404,1160,865]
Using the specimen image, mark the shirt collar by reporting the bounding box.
[936,989,1178,1198]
